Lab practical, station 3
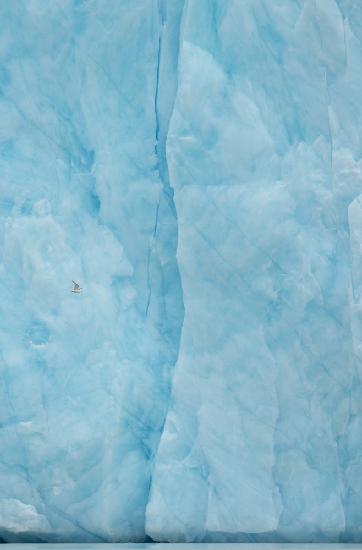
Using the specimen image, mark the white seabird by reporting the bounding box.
[71,280,82,293]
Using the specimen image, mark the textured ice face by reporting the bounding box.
[146,0,362,542]
[0,0,183,542]
[1,0,362,543]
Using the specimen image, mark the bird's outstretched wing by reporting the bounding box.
[72,280,80,290]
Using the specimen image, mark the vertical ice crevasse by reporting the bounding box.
[145,0,186,516]
[154,0,186,188]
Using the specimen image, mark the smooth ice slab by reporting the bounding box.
[146,0,362,543]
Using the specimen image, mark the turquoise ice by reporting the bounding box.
[1,0,362,543]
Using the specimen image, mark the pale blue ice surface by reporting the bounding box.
[1,0,362,544]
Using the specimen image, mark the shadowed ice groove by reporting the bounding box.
[145,0,186,484]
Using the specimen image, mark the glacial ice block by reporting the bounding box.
[2,0,362,544]
[146,0,362,543]
[0,0,183,542]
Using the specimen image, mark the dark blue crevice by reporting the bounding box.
[143,0,186,537]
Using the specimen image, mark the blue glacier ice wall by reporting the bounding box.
[0,0,184,541]
[1,0,362,543]
[147,0,362,542]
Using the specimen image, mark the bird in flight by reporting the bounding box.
[71,280,82,293]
